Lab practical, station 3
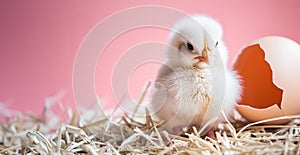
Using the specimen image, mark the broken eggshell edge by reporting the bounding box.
[234,36,300,124]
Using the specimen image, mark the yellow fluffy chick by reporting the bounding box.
[150,15,241,135]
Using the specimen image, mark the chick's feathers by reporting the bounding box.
[150,15,241,134]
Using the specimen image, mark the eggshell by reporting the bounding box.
[233,36,300,124]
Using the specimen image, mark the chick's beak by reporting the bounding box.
[195,40,209,64]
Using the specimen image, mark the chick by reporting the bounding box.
[150,15,241,135]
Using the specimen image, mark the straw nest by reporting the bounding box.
[1,95,300,155]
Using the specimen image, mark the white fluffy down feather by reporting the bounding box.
[150,15,241,135]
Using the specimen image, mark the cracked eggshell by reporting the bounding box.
[233,36,300,124]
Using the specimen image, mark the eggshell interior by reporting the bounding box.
[233,36,300,124]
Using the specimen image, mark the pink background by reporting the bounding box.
[0,1,299,115]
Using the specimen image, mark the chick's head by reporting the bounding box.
[167,15,228,69]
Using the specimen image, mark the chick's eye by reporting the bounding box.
[215,41,219,47]
[186,42,194,51]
